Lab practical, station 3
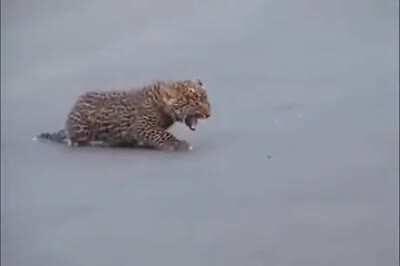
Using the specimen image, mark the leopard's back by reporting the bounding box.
[66,90,143,144]
[55,79,210,150]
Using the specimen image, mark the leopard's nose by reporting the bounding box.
[201,103,211,118]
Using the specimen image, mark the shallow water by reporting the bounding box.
[1,0,399,265]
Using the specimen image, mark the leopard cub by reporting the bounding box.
[37,79,211,151]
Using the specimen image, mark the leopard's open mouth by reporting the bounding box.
[184,109,210,131]
[185,114,208,131]
[184,115,199,131]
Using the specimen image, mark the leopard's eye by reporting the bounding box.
[187,87,197,94]
[190,93,200,100]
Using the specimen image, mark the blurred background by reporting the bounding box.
[1,0,399,265]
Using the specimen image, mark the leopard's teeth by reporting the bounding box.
[191,119,198,130]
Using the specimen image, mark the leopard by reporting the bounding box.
[36,79,211,151]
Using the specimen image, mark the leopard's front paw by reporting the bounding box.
[174,140,192,151]
[160,140,192,152]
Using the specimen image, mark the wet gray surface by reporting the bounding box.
[1,0,399,265]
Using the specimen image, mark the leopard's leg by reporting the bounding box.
[134,126,191,151]
[93,129,138,148]
[107,139,139,148]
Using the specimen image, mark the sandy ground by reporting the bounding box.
[1,0,399,265]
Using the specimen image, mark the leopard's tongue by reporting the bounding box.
[185,116,198,131]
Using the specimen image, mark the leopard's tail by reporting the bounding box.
[34,129,68,144]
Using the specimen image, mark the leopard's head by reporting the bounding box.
[160,79,211,130]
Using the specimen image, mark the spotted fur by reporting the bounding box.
[38,80,211,151]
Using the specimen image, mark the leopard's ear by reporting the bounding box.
[194,79,203,86]
[184,79,202,86]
